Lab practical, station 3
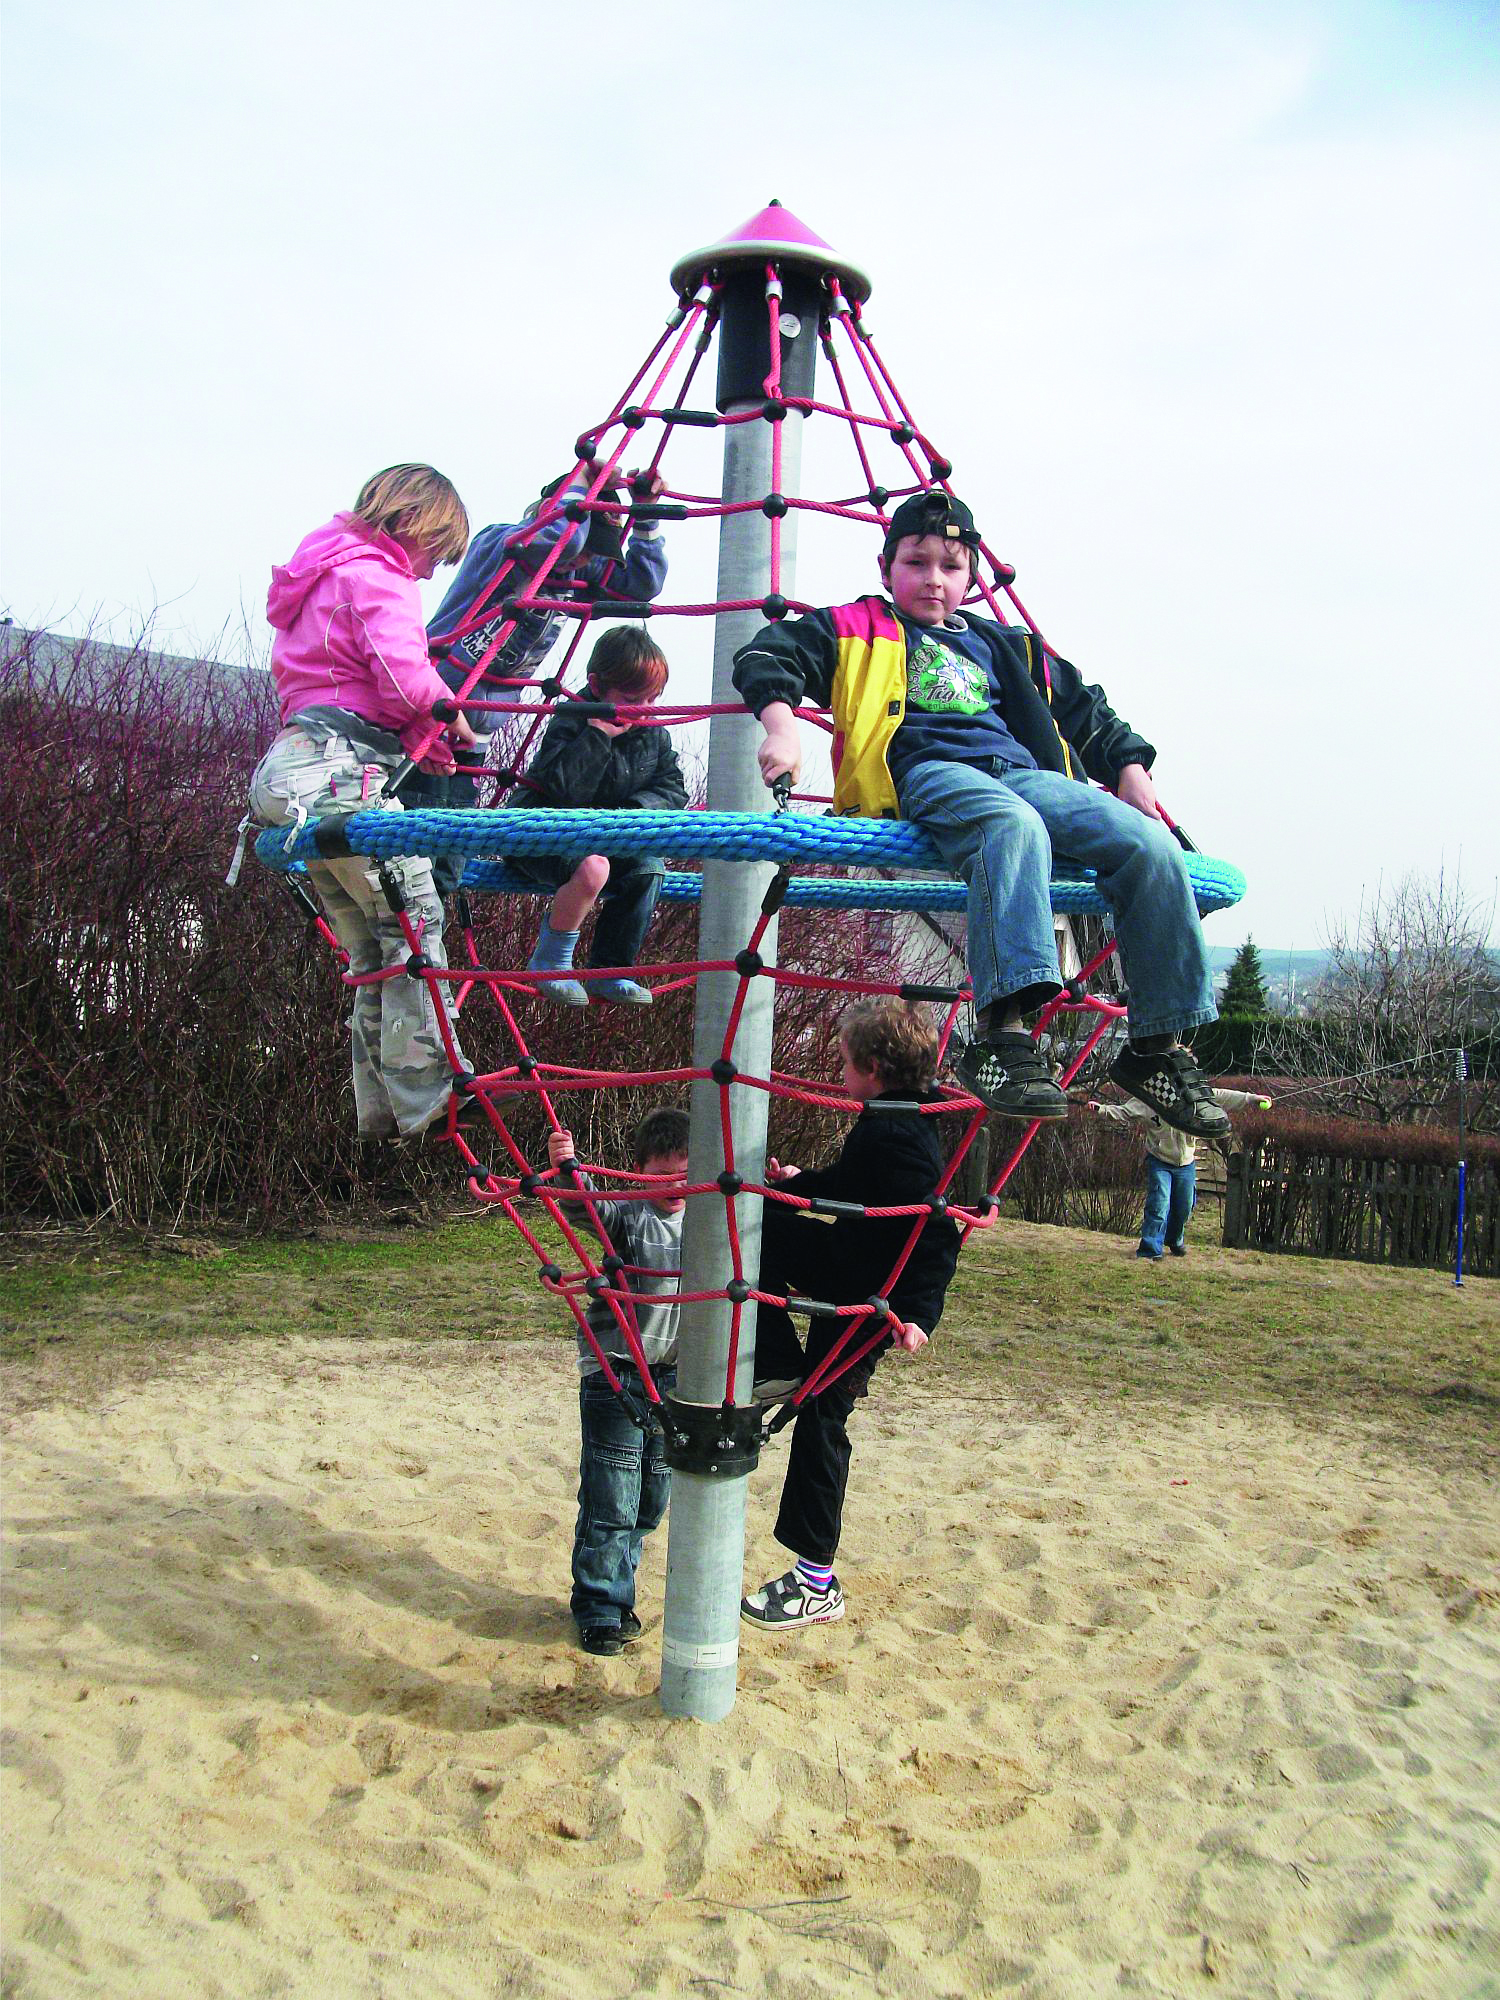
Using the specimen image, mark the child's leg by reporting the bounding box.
[772,1315,886,1565]
[584,857,664,1003]
[1166,1160,1197,1252]
[997,769,1215,1042]
[895,760,1062,1020]
[572,1368,647,1639]
[315,852,462,1137]
[528,855,609,1007]
[1139,1156,1171,1257]
[250,727,462,1137]
[626,1364,675,1605]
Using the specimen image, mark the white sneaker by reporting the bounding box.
[741,1568,845,1628]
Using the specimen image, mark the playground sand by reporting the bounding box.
[3,1256,1498,1998]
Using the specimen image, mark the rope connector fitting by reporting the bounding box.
[975,1194,1000,1218]
[761,493,788,518]
[868,485,889,507]
[602,1254,625,1276]
[622,407,647,430]
[726,1278,751,1304]
[735,949,764,977]
[585,1273,611,1298]
[574,437,597,461]
[539,1262,562,1285]
[717,1170,743,1196]
[866,1295,891,1321]
[516,1056,538,1079]
[710,1058,738,1085]
[405,952,431,977]
[518,1172,541,1197]
[761,398,787,422]
[661,1397,763,1478]
[929,455,953,479]
[927,1196,949,1217]
[761,593,788,621]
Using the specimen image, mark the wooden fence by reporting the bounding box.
[1223,1143,1498,1276]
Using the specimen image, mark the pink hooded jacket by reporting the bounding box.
[266,514,453,756]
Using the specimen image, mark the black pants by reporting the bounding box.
[511,852,666,972]
[755,1204,891,1566]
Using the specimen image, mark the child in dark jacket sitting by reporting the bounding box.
[733,488,1229,1142]
[509,626,687,1007]
[741,999,961,1632]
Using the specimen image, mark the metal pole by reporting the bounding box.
[659,401,805,1723]
[1455,1046,1467,1289]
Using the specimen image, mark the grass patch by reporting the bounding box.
[2,1215,1496,1465]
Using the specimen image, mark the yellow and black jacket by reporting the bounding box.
[732,595,1155,819]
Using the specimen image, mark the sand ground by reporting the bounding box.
[3,1234,1498,2000]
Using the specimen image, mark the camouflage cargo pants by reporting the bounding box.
[250,722,466,1139]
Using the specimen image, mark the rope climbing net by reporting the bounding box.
[256,219,1246,1433]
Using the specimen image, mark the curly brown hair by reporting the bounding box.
[838,999,940,1094]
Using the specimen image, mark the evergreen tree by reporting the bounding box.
[1221,937,1270,1016]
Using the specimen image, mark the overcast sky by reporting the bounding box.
[3,0,1496,951]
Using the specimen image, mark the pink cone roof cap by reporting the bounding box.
[670,200,872,304]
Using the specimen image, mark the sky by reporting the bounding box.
[3,0,1497,951]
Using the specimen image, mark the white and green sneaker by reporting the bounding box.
[741,1569,845,1629]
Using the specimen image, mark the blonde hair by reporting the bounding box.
[351,464,469,566]
[838,998,940,1094]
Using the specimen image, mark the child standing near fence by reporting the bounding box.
[249,465,478,1139]
[1085,1088,1270,1259]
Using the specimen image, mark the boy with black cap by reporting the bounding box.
[731,490,1229,1138]
[397,465,670,893]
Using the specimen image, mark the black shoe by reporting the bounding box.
[1136,1244,1163,1261]
[954,1033,1068,1121]
[1168,1244,1188,1258]
[618,1610,643,1644]
[578,1624,623,1657]
[1108,1044,1231,1138]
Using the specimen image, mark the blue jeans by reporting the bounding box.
[895,758,1217,1041]
[572,1365,674,1629]
[1141,1155,1196,1255]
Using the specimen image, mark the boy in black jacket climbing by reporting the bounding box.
[741,999,961,1632]
[510,626,687,1006]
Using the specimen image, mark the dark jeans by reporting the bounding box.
[513,852,665,971]
[572,1364,675,1629]
[393,764,482,900]
[755,1206,890,1566]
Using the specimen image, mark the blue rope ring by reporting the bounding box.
[256,807,1246,918]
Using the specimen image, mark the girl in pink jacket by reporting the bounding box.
[249,465,480,1140]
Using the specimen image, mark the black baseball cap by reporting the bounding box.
[882,490,980,561]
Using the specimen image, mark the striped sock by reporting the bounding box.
[795,1556,835,1594]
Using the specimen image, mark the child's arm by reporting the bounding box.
[1084,1098,1154,1124]
[1036,647,1157,794]
[545,1128,626,1234]
[345,558,476,763]
[1212,1089,1273,1112]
